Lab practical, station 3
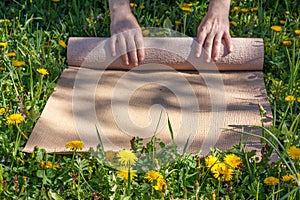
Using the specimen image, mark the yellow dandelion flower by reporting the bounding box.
[233,6,239,12]
[287,146,300,160]
[37,68,49,75]
[285,95,296,102]
[130,3,137,8]
[179,3,193,12]
[297,97,300,103]
[7,113,25,125]
[0,19,10,23]
[230,21,237,27]
[0,67,5,71]
[264,176,279,186]
[116,166,137,180]
[285,11,290,15]
[65,140,84,151]
[153,178,167,191]
[241,8,248,13]
[211,191,216,199]
[105,150,116,162]
[145,171,163,182]
[224,154,242,168]
[223,170,234,181]
[181,3,193,7]
[282,41,292,46]
[0,42,8,48]
[295,30,300,35]
[40,161,47,168]
[271,25,282,32]
[142,29,150,36]
[175,21,182,25]
[205,155,219,168]
[45,161,53,169]
[40,161,59,169]
[59,40,67,48]
[211,162,234,181]
[140,5,145,9]
[279,20,285,25]
[52,0,60,2]
[251,7,258,12]
[281,174,294,183]
[117,149,137,166]
[180,6,192,12]
[0,108,6,114]
[7,52,16,57]
[12,61,25,67]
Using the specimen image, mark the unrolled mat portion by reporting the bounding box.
[23,37,271,154]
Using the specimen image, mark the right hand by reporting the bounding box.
[110,7,144,67]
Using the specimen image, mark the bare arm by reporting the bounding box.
[109,0,144,66]
[195,0,232,62]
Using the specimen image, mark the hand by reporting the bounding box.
[109,0,144,67]
[195,0,232,63]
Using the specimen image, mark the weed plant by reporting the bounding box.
[0,0,299,199]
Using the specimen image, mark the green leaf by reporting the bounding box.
[0,164,3,193]
[46,169,56,178]
[159,141,165,148]
[36,169,45,178]
[48,190,64,200]
[163,17,173,29]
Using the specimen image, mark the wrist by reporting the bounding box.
[208,0,231,16]
[109,0,131,14]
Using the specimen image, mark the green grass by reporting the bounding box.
[0,0,300,199]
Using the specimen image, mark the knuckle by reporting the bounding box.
[131,57,138,64]
[214,39,221,44]
[205,41,212,48]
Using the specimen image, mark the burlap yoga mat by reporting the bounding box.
[23,37,271,154]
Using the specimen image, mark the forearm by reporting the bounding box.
[208,0,231,16]
[109,0,131,15]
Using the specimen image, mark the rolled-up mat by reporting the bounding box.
[67,37,264,71]
[23,37,271,154]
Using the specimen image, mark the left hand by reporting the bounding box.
[195,0,232,62]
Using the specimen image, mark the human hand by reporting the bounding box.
[109,0,144,67]
[195,0,232,62]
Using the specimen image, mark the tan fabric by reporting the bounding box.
[23,37,271,154]
[67,37,264,71]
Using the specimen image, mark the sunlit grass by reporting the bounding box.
[0,0,299,199]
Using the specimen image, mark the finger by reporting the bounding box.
[110,35,117,57]
[223,31,232,53]
[195,26,207,58]
[212,33,223,62]
[135,33,144,62]
[203,33,215,63]
[126,36,138,66]
[118,34,129,65]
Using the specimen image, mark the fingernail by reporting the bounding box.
[195,53,200,58]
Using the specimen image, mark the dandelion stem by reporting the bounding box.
[183,14,187,35]
[127,165,131,196]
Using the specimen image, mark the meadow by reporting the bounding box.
[0,0,299,199]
